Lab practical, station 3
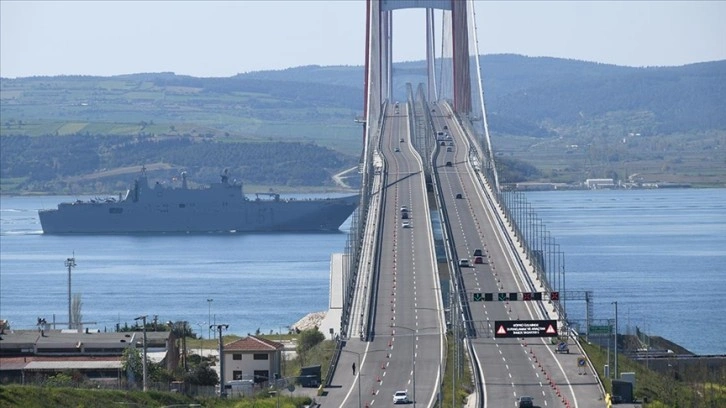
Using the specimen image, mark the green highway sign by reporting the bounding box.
[589,325,611,335]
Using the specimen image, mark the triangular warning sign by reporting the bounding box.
[545,324,556,334]
[497,325,507,335]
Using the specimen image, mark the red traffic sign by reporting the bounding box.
[494,320,558,338]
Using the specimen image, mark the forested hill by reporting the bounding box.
[479,55,726,134]
[1,54,724,193]
[238,55,726,135]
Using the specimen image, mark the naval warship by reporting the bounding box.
[38,168,359,234]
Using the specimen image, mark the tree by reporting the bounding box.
[122,347,143,387]
[71,294,82,330]
[296,328,324,365]
[297,328,324,352]
[45,372,74,387]
[185,362,219,386]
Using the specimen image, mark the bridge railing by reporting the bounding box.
[426,99,483,408]
[438,100,567,324]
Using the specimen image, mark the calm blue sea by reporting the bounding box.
[0,194,351,339]
[1,188,724,355]
[523,188,726,356]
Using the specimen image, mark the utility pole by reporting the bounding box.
[207,299,213,339]
[212,324,229,397]
[65,256,76,329]
[134,315,148,391]
[615,301,619,379]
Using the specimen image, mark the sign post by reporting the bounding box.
[494,320,558,338]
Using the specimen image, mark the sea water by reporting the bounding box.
[523,188,726,355]
[0,194,350,339]
[1,189,724,354]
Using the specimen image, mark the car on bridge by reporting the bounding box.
[394,147,400,152]
[402,221,410,228]
[455,193,463,199]
[458,258,470,267]
[446,161,452,167]
[474,256,485,264]
[473,249,483,256]
[393,390,409,404]
[517,396,534,408]
[446,147,452,152]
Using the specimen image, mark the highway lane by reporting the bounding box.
[433,101,603,407]
[327,102,445,408]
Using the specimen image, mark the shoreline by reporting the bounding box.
[289,311,326,333]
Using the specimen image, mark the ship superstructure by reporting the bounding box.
[39,168,358,234]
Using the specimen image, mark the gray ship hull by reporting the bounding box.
[38,169,359,234]
[39,195,358,234]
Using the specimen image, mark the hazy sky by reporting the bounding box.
[1,1,725,78]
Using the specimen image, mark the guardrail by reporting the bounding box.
[429,104,484,408]
[327,103,388,385]
[446,99,562,323]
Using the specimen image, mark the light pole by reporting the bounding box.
[207,298,213,340]
[392,325,441,408]
[134,315,148,391]
[211,324,229,397]
[279,325,287,376]
[340,349,362,408]
[391,326,417,406]
[65,256,76,329]
[612,301,619,379]
[196,322,204,357]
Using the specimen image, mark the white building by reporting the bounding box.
[585,178,615,189]
[223,336,283,385]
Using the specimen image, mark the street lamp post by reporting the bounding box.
[612,301,619,379]
[134,315,148,391]
[392,326,417,407]
[196,322,204,357]
[207,299,213,339]
[392,325,440,408]
[65,256,76,329]
[211,324,229,397]
[340,349,362,408]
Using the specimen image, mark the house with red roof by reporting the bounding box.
[222,336,283,385]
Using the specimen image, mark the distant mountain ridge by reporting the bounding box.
[1,54,724,192]
[236,54,726,134]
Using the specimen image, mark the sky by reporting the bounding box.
[1,1,725,78]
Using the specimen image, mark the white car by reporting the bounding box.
[393,390,409,404]
[402,221,411,228]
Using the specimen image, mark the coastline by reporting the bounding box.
[290,311,326,333]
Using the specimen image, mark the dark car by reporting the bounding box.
[446,161,452,167]
[518,396,534,408]
[473,249,483,257]
[455,193,463,199]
